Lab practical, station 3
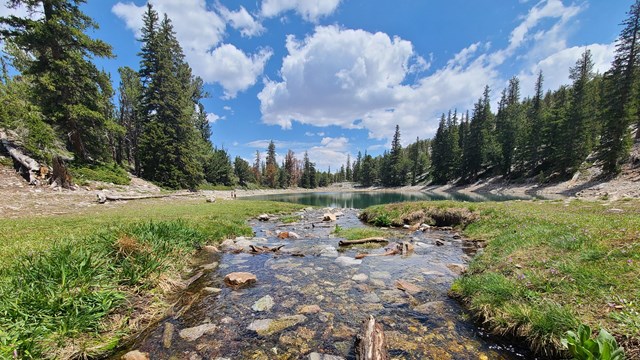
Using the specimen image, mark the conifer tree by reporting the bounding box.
[496,77,523,176]
[599,0,640,174]
[430,114,448,183]
[116,66,142,167]
[265,140,278,188]
[0,0,115,161]
[234,156,254,186]
[345,154,352,181]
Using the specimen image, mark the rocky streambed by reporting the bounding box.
[116,208,531,360]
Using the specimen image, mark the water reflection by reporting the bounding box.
[243,191,530,208]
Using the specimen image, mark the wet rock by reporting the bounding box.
[219,239,236,250]
[323,213,337,222]
[281,298,298,308]
[203,287,222,294]
[395,279,422,294]
[369,279,386,288]
[422,270,445,277]
[179,323,217,341]
[414,301,446,314]
[162,322,174,349]
[452,232,462,239]
[275,274,293,283]
[319,311,334,323]
[435,239,445,246]
[203,245,219,253]
[332,323,356,339]
[201,261,218,270]
[446,263,468,275]
[224,272,257,288]
[258,214,270,221]
[298,304,322,314]
[248,315,307,336]
[334,256,362,266]
[308,352,346,360]
[351,273,368,282]
[288,231,301,239]
[252,295,275,312]
[362,292,381,303]
[370,271,391,279]
[320,246,339,257]
[121,350,149,360]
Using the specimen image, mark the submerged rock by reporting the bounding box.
[121,350,149,360]
[334,256,362,266]
[351,273,368,282]
[252,295,275,312]
[224,272,257,288]
[414,301,446,314]
[395,279,422,294]
[179,323,217,341]
[446,263,468,275]
[247,315,307,336]
[298,304,322,314]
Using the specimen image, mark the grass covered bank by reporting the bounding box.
[360,199,640,358]
[0,200,303,359]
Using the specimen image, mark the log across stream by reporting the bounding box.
[115,208,534,359]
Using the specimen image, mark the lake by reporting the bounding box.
[243,190,530,208]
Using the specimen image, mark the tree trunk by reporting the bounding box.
[355,315,389,360]
[339,237,388,247]
[51,156,72,189]
[0,130,47,184]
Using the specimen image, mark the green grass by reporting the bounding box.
[70,162,131,185]
[0,200,303,358]
[361,199,640,357]
[280,214,303,224]
[333,224,388,240]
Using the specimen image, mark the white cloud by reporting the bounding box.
[258,0,607,143]
[307,136,349,169]
[260,0,341,22]
[218,5,265,37]
[207,113,223,123]
[112,0,269,98]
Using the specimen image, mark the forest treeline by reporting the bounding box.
[0,1,638,190]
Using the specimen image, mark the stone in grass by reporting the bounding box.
[224,272,257,288]
[178,323,217,342]
[252,295,275,312]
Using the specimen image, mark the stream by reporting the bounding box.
[117,208,532,360]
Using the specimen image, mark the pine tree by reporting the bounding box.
[462,86,495,180]
[599,0,640,174]
[0,0,115,161]
[345,154,352,181]
[300,151,316,188]
[137,7,204,188]
[116,66,142,168]
[253,150,262,185]
[284,150,297,187]
[360,152,376,187]
[562,49,597,175]
[387,124,407,186]
[353,151,362,183]
[430,114,448,183]
[496,77,523,176]
[234,156,254,186]
[265,140,278,188]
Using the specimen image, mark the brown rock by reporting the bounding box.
[224,272,257,288]
[121,350,149,360]
[278,231,290,239]
[446,263,468,275]
[395,279,422,294]
[298,304,322,314]
[203,245,219,253]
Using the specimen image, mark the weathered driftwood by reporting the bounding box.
[248,244,285,254]
[355,315,389,360]
[338,237,388,247]
[355,241,414,259]
[355,249,398,260]
[50,156,72,189]
[0,130,47,185]
[97,192,196,204]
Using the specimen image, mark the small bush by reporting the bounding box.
[70,163,131,185]
[372,214,392,227]
[562,324,625,360]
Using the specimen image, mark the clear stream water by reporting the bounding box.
[242,191,532,209]
[116,205,535,359]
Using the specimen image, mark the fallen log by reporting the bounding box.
[355,315,389,360]
[97,192,197,204]
[339,237,388,247]
[0,129,48,185]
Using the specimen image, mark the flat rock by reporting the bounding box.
[308,353,346,360]
[178,323,216,341]
[298,304,322,314]
[370,271,391,279]
[334,256,362,266]
[395,279,422,294]
[162,322,174,349]
[362,292,381,303]
[201,261,218,270]
[446,263,468,275]
[121,350,149,360]
[252,295,275,312]
[247,315,307,336]
[414,301,446,314]
[224,272,257,288]
[351,273,368,282]
[323,213,337,222]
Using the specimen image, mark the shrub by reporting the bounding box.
[562,324,625,360]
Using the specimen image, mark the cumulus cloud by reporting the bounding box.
[207,113,223,123]
[112,0,269,98]
[245,136,350,169]
[218,5,265,37]
[260,0,341,22]
[258,0,606,143]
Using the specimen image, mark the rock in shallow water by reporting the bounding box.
[252,295,275,312]
[334,256,362,266]
[351,273,368,282]
[224,272,257,288]
[308,352,346,360]
[121,350,149,360]
[178,323,217,341]
[247,315,307,336]
[298,304,322,314]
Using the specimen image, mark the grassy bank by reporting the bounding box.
[0,200,303,359]
[360,199,640,358]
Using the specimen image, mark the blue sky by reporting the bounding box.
[0,0,633,170]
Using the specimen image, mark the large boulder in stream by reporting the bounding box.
[224,272,257,288]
